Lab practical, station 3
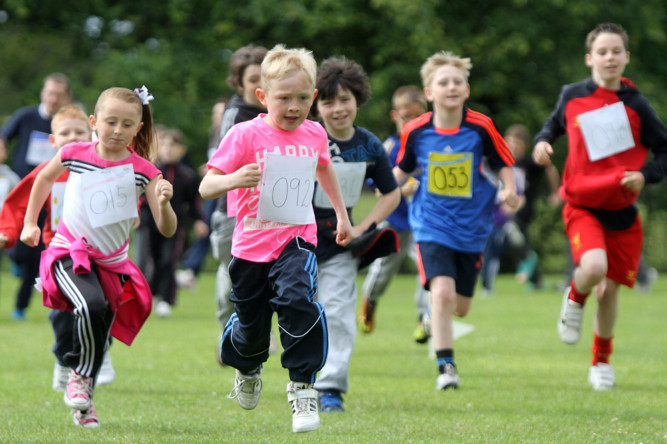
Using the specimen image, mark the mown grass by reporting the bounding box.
[0,269,665,443]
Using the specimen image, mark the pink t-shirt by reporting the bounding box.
[207,115,330,262]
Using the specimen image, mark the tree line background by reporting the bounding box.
[1,0,665,272]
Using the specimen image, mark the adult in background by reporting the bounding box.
[0,73,72,320]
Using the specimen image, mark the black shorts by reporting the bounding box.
[416,242,482,297]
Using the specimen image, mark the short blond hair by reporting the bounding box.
[260,44,317,91]
[420,51,472,88]
[51,104,88,133]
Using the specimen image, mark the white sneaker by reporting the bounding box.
[589,363,615,391]
[155,300,172,318]
[435,363,460,390]
[287,382,320,433]
[97,350,115,386]
[52,362,70,392]
[175,269,197,289]
[558,287,583,345]
[228,367,262,410]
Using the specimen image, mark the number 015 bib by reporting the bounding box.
[427,151,472,198]
[81,165,138,228]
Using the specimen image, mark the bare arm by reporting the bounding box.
[544,163,562,206]
[316,163,353,246]
[0,138,7,164]
[199,164,261,200]
[144,174,177,238]
[20,152,66,246]
[355,187,400,237]
[392,166,412,188]
[497,166,519,209]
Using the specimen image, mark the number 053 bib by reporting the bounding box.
[427,152,472,198]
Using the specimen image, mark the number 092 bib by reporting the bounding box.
[427,152,472,198]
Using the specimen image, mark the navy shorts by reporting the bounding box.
[416,242,482,297]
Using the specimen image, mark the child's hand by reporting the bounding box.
[194,220,210,238]
[533,141,553,166]
[620,171,645,192]
[499,189,520,210]
[0,233,8,248]
[20,223,41,247]
[234,163,262,189]
[155,174,173,204]
[334,218,354,247]
[402,177,420,197]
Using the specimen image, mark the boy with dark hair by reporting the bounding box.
[534,22,667,390]
[311,56,400,413]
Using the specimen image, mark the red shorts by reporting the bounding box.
[563,204,643,287]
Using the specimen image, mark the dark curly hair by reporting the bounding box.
[311,57,371,116]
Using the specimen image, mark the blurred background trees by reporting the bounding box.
[1,0,665,271]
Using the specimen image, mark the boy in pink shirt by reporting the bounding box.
[200,44,352,433]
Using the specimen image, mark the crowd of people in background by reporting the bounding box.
[0,21,665,433]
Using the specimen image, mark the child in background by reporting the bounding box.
[199,45,353,433]
[21,86,176,427]
[136,126,208,317]
[358,85,431,342]
[311,57,400,413]
[0,105,117,402]
[178,44,269,292]
[533,23,667,390]
[0,142,21,310]
[209,44,268,331]
[394,51,518,390]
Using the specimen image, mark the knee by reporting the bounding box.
[579,261,607,283]
[431,290,456,312]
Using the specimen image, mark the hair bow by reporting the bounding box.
[133,85,154,105]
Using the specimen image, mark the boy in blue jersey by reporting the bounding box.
[394,51,518,390]
[311,57,400,412]
[359,85,431,342]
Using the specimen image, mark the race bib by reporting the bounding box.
[50,182,66,231]
[313,161,366,209]
[81,165,138,228]
[25,131,56,166]
[427,152,473,198]
[578,102,634,161]
[257,152,317,225]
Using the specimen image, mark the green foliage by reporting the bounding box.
[1,0,665,267]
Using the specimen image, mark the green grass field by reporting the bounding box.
[0,270,665,443]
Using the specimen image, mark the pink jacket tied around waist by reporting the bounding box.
[39,224,152,345]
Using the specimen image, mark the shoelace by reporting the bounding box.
[227,375,261,400]
[288,385,318,414]
[68,373,92,399]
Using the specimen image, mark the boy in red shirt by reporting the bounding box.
[533,23,667,390]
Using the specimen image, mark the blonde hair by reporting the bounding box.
[392,85,427,110]
[420,51,473,88]
[94,87,156,162]
[51,104,88,133]
[260,44,317,91]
